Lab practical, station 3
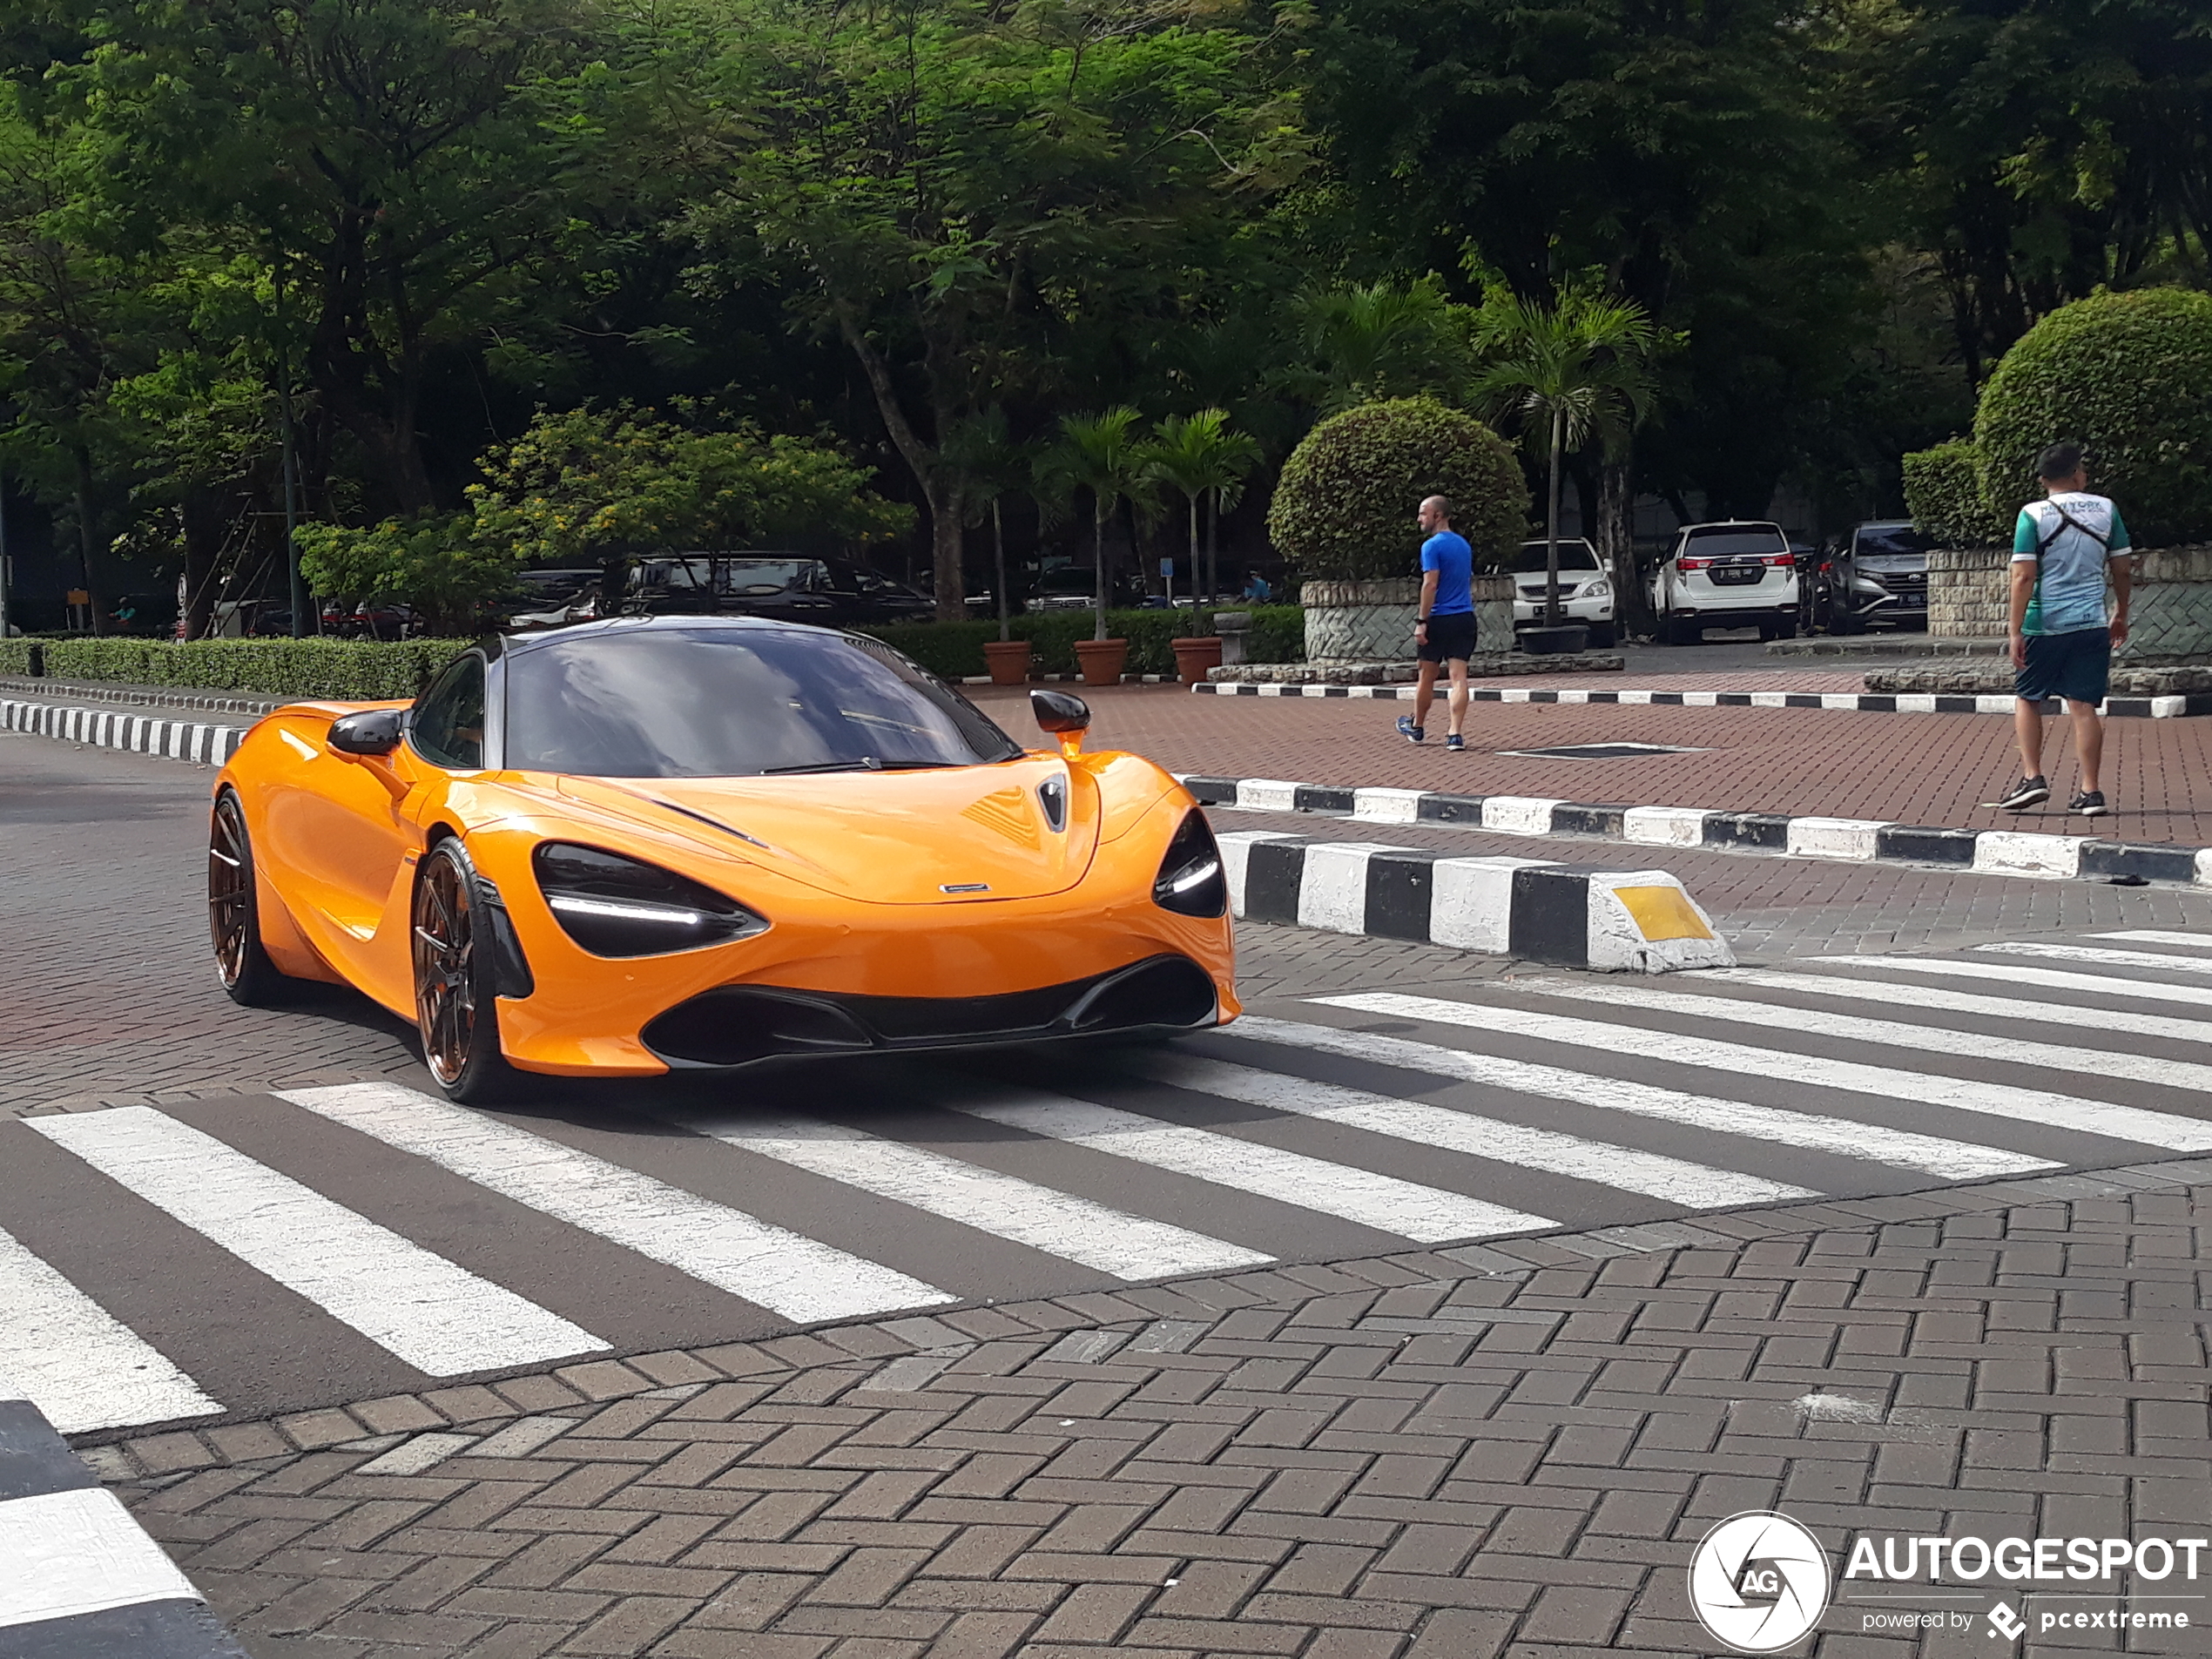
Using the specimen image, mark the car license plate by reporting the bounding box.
[1710,565,1764,586]
[1900,591,1925,607]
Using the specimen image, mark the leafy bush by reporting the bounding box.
[0,637,37,675]
[1974,287,2212,545]
[1901,439,2008,548]
[1266,396,1527,582]
[297,516,522,638]
[32,637,469,699]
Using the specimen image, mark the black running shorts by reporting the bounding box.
[1417,610,1477,664]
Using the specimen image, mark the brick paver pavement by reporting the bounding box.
[965,686,2212,846]
[90,1162,2212,1659]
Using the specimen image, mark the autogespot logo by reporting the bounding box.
[1689,1511,1833,1653]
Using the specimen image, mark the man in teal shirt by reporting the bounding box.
[1995,442,2131,814]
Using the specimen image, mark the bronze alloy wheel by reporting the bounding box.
[209,791,286,1004]
[411,840,515,1102]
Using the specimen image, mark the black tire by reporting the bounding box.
[208,791,293,1007]
[1663,616,1700,645]
[1772,617,1797,641]
[412,839,518,1104]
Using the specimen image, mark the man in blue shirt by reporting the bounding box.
[1994,442,2131,815]
[1395,496,1478,750]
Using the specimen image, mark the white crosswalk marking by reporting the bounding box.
[1123,1052,1818,1207]
[1509,977,2212,1096]
[279,1082,953,1322]
[0,1224,221,1434]
[676,1111,1272,1278]
[2090,930,2212,951]
[1812,954,2212,1009]
[27,1108,608,1376]
[1231,1017,2057,1180]
[938,1083,1556,1243]
[1980,942,2212,977]
[1692,967,2212,1048]
[1306,992,2212,1150]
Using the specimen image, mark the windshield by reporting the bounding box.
[1682,527,1787,557]
[717,558,818,596]
[1511,542,1601,574]
[504,627,1024,778]
[1854,524,1927,559]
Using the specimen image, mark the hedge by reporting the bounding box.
[1974,287,2212,546]
[0,637,37,676]
[860,606,1307,679]
[1901,439,2009,549]
[23,637,469,699]
[1267,397,1527,582]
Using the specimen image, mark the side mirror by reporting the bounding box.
[327,709,404,759]
[1030,688,1091,759]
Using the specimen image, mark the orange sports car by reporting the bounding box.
[208,616,1237,1101]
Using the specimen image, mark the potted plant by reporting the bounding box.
[946,409,1038,685]
[1037,408,1152,686]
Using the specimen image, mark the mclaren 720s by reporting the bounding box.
[208,616,1238,1102]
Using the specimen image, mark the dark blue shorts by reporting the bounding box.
[2016,626,2110,706]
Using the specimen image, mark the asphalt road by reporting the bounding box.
[10,731,2212,1441]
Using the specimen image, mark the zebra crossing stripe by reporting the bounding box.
[1980,942,2212,976]
[674,1111,1272,1279]
[0,1487,204,1631]
[2089,930,2212,951]
[1814,954,2212,1008]
[937,1084,1556,1243]
[1124,1053,1817,1208]
[0,1225,221,1435]
[1694,967,2212,1049]
[1511,977,2212,1096]
[278,1083,954,1322]
[1235,1016,2060,1179]
[1312,992,2212,1153]
[27,1109,610,1376]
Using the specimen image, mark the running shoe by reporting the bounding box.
[1994,775,2049,811]
[2070,790,2109,816]
[1445,733,1465,752]
[1395,715,1425,744]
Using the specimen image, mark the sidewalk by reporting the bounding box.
[967,687,2212,845]
[97,1163,2212,1659]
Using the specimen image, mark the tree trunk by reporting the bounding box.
[1205,490,1218,605]
[931,480,967,623]
[73,447,105,637]
[1599,455,1650,637]
[993,499,1009,643]
[181,489,225,642]
[1092,498,1109,641]
[1187,495,1200,617]
[1544,408,1565,627]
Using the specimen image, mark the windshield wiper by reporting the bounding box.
[759,757,964,775]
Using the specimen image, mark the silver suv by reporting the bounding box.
[1814,520,1929,633]
[1649,521,1800,644]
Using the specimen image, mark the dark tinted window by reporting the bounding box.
[1853,524,1927,558]
[1511,541,1602,573]
[411,654,487,769]
[503,626,1024,778]
[716,558,815,597]
[1681,526,1787,557]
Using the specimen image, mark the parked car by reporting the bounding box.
[1809,520,1929,634]
[1510,538,1615,648]
[1649,521,1799,644]
[625,555,934,628]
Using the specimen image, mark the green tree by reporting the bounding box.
[939,407,1035,643]
[1142,408,1260,607]
[1285,279,1473,415]
[1035,407,1153,641]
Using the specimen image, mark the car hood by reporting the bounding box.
[551,758,1100,904]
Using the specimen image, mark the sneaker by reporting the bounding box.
[1995,775,2049,811]
[2070,790,2109,816]
[1445,733,1465,752]
[1394,715,1425,744]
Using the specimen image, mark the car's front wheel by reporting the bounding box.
[209,791,293,1007]
[412,839,517,1103]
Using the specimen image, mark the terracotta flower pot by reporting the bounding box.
[1170,636,1224,685]
[1073,637,1130,686]
[982,638,1033,685]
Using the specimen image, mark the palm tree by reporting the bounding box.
[1290,279,1472,414]
[1142,409,1261,609]
[941,408,1034,643]
[1470,281,1662,631]
[1035,408,1152,641]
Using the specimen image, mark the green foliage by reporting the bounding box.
[31,637,469,699]
[0,637,37,674]
[1901,440,2008,549]
[858,607,1307,679]
[1973,288,2212,545]
[1267,397,1527,582]
[295,516,516,639]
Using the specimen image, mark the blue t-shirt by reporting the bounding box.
[1421,531,1474,616]
[2013,492,2129,636]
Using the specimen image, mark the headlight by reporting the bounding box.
[532,842,769,957]
[1582,580,1610,598]
[1152,809,1226,919]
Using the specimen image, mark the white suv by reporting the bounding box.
[1650,520,1800,644]
[1510,539,1615,647]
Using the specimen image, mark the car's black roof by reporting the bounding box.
[495,612,840,659]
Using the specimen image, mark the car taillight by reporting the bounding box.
[1153,810,1225,919]
[1820,560,1833,573]
[1678,557,1710,571]
[1763,554,1794,567]
[532,842,769,957]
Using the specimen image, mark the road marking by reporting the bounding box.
[1692,967,2212,1049]
[28,1108,609,1377]
[1232,1017,2058,1180]
[2089,930,2212,952]
[1309,992,2212,1152]
[676,1111,1271,1279]
[1509,977,2212,1096]
[0,1224,222,1434]
[1979,942,2212,976]
[279,1082,952,1323]
[0,1487,201,1629]
[1123,1052,1817,1207]
[1811,954,2212,1009]
[937,1084,1555,1243]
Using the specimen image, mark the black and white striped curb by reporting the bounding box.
[1,699,246,766]
[0,1376,246,1656]
[1217,829,1735,973]
[0,678,283,718]
[1186,775,2212,888]
[1194,680,2212,718]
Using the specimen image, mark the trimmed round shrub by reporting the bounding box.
[1974,287,2212,545]
[1901,439,2009,548]
[1267,397,1527,582]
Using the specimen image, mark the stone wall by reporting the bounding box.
[1300,575,1514,661]
[1927,548,2012,637]
[1930,543,2212,664]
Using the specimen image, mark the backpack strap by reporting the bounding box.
[2032,502,2110,559]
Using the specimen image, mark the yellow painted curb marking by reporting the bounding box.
[1614,884,1715,942]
